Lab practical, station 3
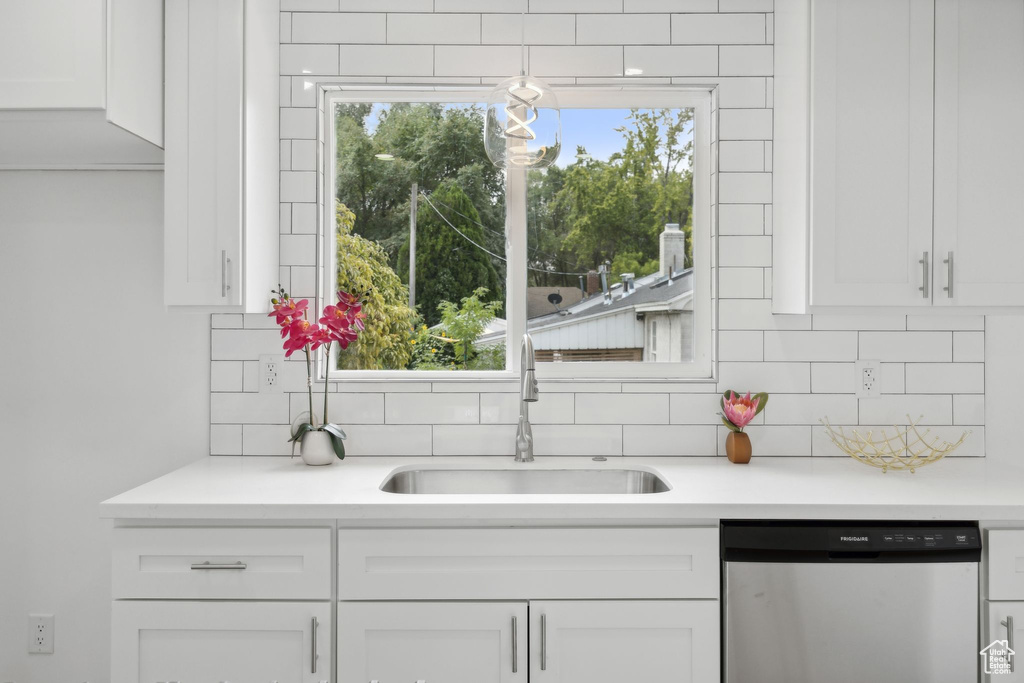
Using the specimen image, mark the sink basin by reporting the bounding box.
[380,468,670,495]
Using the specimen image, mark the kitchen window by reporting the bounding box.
[321,88,712,380]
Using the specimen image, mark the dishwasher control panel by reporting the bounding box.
[828,527,981,551]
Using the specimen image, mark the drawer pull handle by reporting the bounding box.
[1002,615,1015,673]
[943,251,954,298]
[512,616,518,673]
[190,561,247,570]
[919,251,930,298]
[541,613,547,671]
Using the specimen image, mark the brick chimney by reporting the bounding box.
[586,270,600,295]
[659,223,687,276]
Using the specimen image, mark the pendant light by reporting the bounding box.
[483,0,561,169]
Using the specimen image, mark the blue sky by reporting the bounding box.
[359,103,692,169]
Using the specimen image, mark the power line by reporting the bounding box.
[419,194,588,277]
[422,192,590,275]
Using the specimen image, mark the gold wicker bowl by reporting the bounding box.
[819,416,970,473]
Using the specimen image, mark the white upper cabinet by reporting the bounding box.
[810,0,935,307]
[0,0,164,167]
[933,0,1024,307]
[163,0,279,310]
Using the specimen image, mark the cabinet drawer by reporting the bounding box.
[989,530,1024,600]
[113,527,331,599]
[338,527,718,600]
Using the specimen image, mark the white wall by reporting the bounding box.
[0,171,210,683]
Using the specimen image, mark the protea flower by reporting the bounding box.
[720,390,768,432]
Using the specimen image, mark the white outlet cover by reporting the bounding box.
[258,354,283,394]
[855,360,881,399]
[27,614,53,654]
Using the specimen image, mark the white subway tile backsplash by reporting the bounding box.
[433,425,516,455]
[907,315,985,331]
[954,331,985,362]
[291,12,385,43]
[623,425,718,455]
[211,424,243,456]
[289,392,385,424]
[954,394,985,425]
[812,314,906,331]
[623,46,718,77]
[280,108,317,139]
[927,426,984,457]
[625,0,718,11]
[292,203,318,234]
[533,425,623,456]
[529,0,621,12]
[242,424,294,456]
[575,393,669,424]
[532,46,624,77]
[481,13,576,44]
[280,234,317,266]
[859,332,952,363]
[280,44,339,75]
[212,329,284,360]
[720,45,773,76]
[291,140,317,171]
[718,361,811,393]
[388,13,481,44]
[719,236,771,267]
[212,392,290,424]
[767,394,858,425]
[344,425,432,456]
[339,0,429,9]
[669,394,724,424]
[718,204,764,235]
[764,331,857,362]
[719,173,771,203]
[283,0,338,11]
[672,13,766,45]
[718,299,812,331]
[858,395,953,426]
[718,330,764,361]
[436,45,522,76]
[715,77,767,108]
[212,313,244,329]
[719,140,765,172]
[281,172,317,203]
[577,15,671,45]
[718,267,764,298]
[385,392,479,424]
[719,0,774,11]
[339,44,433,76]
[721,425,811,456]
[480,392,574,424]
[905,363,984,394]
[211,361,243,392]
[719,109,773,140]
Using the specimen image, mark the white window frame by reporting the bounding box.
[320,85,714,382]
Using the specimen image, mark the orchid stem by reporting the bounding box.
[304,346,314,427]
[323,341,331,427]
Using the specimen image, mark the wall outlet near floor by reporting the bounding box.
[27,614,53,654]
[259,354,283,393]
[855,360,881,398]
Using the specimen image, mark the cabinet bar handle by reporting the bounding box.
[919,251,930,298]
[1002,615,1015,673]
[189,561,246,570]
[943,251,954,299]
[540,613,547,671]
[511,616,518,673]
[311,616,319,674]
[221,250,232,297]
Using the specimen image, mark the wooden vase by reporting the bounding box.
[726,431,752,464]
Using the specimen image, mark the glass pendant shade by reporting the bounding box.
[484,75,561,169]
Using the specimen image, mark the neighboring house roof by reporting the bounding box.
[478,268,694,348]
[527,286,585,319]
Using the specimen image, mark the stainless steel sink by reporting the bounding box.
[380,468,670,495]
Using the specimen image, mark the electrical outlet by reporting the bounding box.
[27,614,53,654]
[855,360,881,398]
[259,354,283,393]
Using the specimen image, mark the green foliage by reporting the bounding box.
[334,203,418,370]
[407,288,505,371]
[398,181,503,326]
[436,287,504,369]
[608,251,660,285]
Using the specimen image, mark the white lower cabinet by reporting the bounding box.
[983,601,1024,680]
[531,600,719,683]
[112,600,331,683]
[338,600,719,683]
[338,601,528,683]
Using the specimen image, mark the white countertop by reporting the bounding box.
[99,456,1024,523]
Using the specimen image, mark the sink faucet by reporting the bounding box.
[515,333,539,463]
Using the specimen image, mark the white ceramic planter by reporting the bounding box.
[299,431,335,466]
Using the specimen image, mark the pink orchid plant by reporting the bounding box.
[719,390,769,433]
[269,285,365,459]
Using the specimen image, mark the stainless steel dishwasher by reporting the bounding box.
[723,520,981,683]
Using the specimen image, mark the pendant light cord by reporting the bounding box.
[520,0,526,76]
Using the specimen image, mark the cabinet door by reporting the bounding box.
[112,601,331,683]
[338,601,528,683]
[984,601,1024,680]
[934,0,1024,307]
[164,0,244,307]
[810,0,935,306]
[530,600,719,683]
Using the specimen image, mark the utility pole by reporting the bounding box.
[408,182,417,309]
